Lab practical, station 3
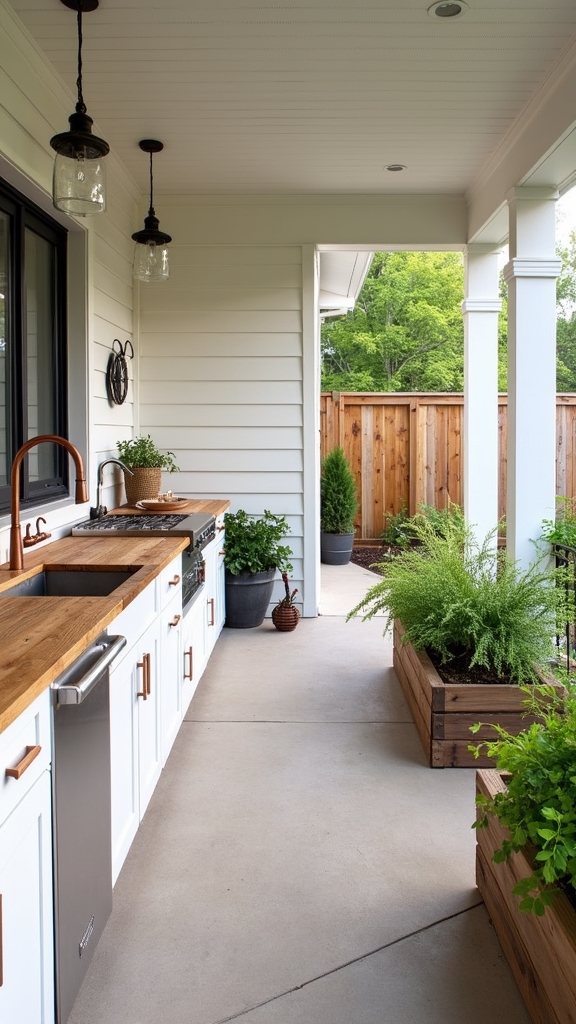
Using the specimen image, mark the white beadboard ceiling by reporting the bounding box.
[6,0,576,199]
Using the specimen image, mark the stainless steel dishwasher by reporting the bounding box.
[51,633,127,1024]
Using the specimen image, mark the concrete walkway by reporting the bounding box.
[69,564,530,1024]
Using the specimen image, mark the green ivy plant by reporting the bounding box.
[472,682,576,917]
[223,509,293,576]
[116,435,179,472]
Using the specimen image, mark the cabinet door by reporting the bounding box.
[137,619,162,819]
[159,590,183,765]
[181,593,207,715]
[0,771,54,1024]
[110,648,139,885]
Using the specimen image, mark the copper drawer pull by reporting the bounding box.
[184,646,193,680]
[137,654,149,700]
[169,614,181,628]
[208,597,215,627]
[219,550,225,556]
[145,652,151,695]
[169,575,181,586]
[217,524,225,531]
[5,744,41,779]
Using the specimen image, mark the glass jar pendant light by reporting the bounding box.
[50,0,109,216]
[132,140,172,283]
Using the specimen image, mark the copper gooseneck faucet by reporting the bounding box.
[10,434,89,571]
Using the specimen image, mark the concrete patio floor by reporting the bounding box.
[68,563,530,1024]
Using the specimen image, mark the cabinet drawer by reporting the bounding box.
[0,690,51,825]
[108,584,157,655]
[156,555,183,612]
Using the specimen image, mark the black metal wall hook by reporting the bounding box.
[106,339,134,405]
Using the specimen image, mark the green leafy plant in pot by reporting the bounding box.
[320,446,358,564]
[116,435,179,505]
[223,509,293,628]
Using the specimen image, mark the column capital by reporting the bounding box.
[506,186,560,205]
[503,257,562,283]
[465,243,502,256]
[461,299,502,314]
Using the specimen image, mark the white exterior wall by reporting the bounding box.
[0,0,138,559]
[139,244,305,610]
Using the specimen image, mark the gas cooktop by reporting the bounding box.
[72,512,216,549]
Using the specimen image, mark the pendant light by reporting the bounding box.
[132,140,172,283]
[50,0,109,216]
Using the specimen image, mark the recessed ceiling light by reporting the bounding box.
[386,164,407,172]
[427,1,469,18]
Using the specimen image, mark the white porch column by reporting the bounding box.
[503,186,561,569]
[462,244,502,546]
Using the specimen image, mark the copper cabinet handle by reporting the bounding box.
[169,575,181,586]
[184,646,193,680]
[145,652,151,695]
[217,524,225,531]
[5,744,41,779]
[208,597,215,627]
[219,550,225,556]
[169,614,181,628]
[137,656,148,700]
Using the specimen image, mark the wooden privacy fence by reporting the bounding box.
[320,392,576,543]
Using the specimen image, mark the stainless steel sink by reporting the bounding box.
[0,568,137,597]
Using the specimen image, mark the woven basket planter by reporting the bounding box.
[124,467,162,505]
[271,605,300,632]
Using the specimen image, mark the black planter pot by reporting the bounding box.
[320,531,354,565]
[224,569,276,628]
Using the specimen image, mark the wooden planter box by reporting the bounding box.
[393,619,537,768]
[476,770,576,1024]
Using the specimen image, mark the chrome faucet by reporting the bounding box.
[10,434,88,571]
[90,459,134,520]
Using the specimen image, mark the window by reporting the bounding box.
[0,179,68,513]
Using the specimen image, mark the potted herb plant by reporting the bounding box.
[320,446,359,565]
[116,435,179,504]
[348,511,562,767]
[223,509,293,628]
[473,683,576,1023]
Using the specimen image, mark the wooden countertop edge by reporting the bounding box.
[0,533,191,734]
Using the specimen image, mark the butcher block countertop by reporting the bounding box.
[111,498,230,516]
[0,500,230,734]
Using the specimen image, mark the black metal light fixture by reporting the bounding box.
[50,0,109,216]
[132,140,172,283]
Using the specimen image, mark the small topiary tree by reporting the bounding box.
[320,446,358,534]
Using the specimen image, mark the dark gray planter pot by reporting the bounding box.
[224,569,276,628]
[320,531,354,565]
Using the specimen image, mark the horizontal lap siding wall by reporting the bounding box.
[139,245,304,609]
[321,393,576,542]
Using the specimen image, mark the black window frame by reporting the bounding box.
[0,177,68,513]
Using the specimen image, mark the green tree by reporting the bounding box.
[321,252,466,392]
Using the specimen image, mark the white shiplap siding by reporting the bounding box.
[139,244,304,609]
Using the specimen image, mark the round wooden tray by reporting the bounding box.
[136,498,187,512]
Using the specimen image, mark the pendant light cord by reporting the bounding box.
[148,150,156,218]
[76,4,87,115]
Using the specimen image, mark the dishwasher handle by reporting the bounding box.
[54,634,127,705]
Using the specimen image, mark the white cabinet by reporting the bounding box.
[181,589,207,714]
[159,589,183,765]
[203,519,226,659]
[0,692,54,1024]
[110,552,183,882]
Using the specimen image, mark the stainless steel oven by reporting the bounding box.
[182,547,206,614]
